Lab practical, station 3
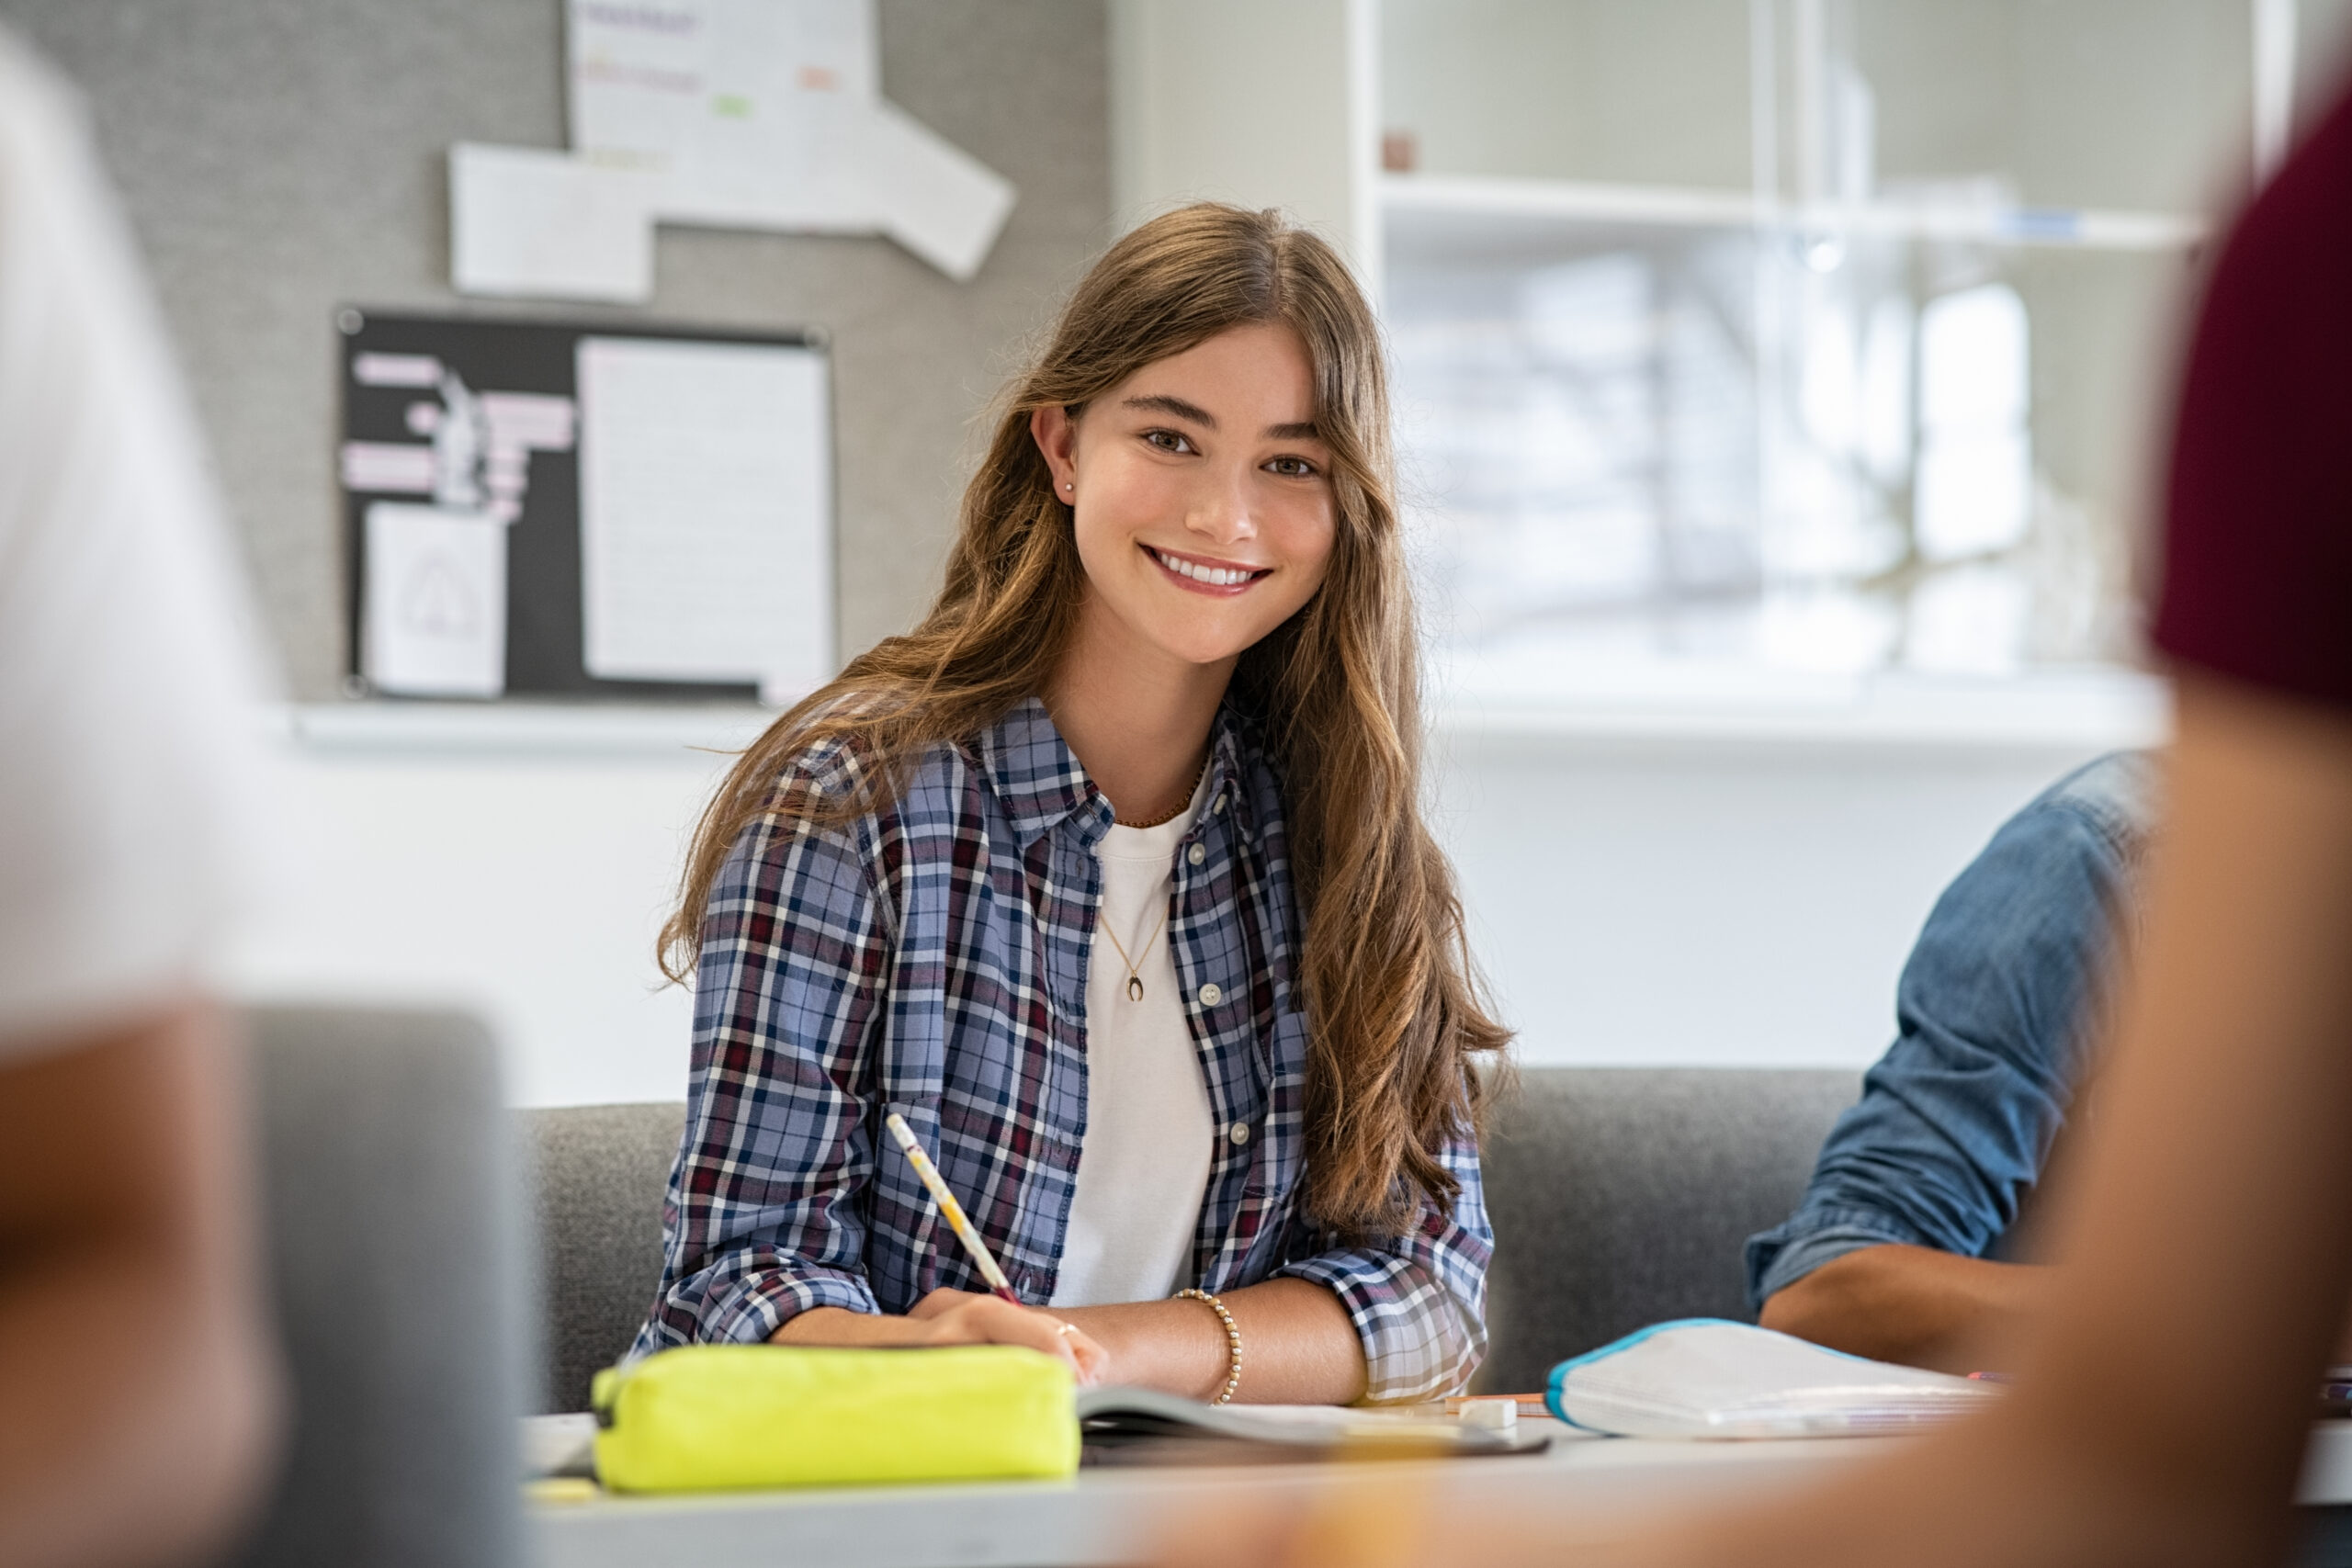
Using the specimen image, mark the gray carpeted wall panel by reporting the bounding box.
[0,0,1110,697]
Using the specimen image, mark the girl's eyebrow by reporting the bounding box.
[1122,393,1216,427]
[1120,395,1321,445]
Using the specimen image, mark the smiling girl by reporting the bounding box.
[633,204,1510,1405]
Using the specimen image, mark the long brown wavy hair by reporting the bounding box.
[662,202,1510,1238]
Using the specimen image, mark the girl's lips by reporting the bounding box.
[1144,544,1271,597]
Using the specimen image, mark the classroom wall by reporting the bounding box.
[1431,729,2139,1072]
[232,731,725,1109]
[223,717,2141,1109]
[0,0,1110,700]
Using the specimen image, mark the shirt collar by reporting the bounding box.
[1197,708,1258,846]
[977,696,1101,846]
[978,695,1261,850]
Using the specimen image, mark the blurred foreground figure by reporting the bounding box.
[0,28,283,1568]
[1160,72,2352,1568]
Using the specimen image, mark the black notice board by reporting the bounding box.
[337,307,824,701]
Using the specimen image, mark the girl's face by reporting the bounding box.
[1032,322,1338,673]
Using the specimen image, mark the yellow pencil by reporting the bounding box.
[883,1112,1023,1305]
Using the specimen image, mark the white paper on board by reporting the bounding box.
[569,0,876,183]
[363,503,508,698]
[340,442,437,495]
[353,353,444,388]
[449,143,657,303]
[857,100,1017,281]
[571,0,878,233]
[575,336,831,696]
[559,0,1013,278]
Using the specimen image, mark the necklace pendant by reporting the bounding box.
[1126,976,1145,1002]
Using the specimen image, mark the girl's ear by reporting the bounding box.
[1030,404,1080,499]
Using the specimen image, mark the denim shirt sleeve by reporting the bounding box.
[1745,752,2156,1308]
[632,754,896,1356]
[1273,1123,1491,1404]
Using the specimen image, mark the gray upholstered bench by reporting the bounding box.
[520,1067,1861,1412]
[524,1102,685,1414]
[1471,1068,1858,1393]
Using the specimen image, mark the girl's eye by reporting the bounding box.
[1143,429,1194,454]
[1266,456,1317,478]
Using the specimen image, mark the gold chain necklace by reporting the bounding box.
[1114,753,1209,829]
[1101,754,1209,1000]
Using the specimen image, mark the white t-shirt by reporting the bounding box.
[0,32,274,1056]
[1049,770,1216,1308]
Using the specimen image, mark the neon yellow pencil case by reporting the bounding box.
[589,1343,1080,1494]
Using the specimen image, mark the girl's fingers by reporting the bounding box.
[996,1305,1109,1385]
[987,1303,1089,1372]
[1062,1325,1112,1385]
[905,1292,1107,1383]
[929,1296,1085,1371]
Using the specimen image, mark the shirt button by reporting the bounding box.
[1187,843,1206,866]
[1228,1122,1251,1146]
[1197,982,1222,1007]
[1214,793,1227,815]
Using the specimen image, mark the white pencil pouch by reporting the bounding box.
[1545,1318,2000,1439]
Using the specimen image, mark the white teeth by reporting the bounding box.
[1154,548,1252,586]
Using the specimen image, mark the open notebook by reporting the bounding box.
[1077,1387,1548,1458]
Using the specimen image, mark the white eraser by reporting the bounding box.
[1461,1400,1518,1432]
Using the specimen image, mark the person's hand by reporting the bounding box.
[905,1287,1111,1384]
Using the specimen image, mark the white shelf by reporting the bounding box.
[1382,173,2206,258]
[1385,174,1758,229]
[1430,670,2172,753]
[275,701,777,758]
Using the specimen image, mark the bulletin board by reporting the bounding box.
[336,308,834,703]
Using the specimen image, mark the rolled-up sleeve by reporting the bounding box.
[1276,1127,1491,1404]
[1744,766,2144,1309]
[632,762,894,1356]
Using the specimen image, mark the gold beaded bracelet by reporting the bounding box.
[1175,1287,1242,1404]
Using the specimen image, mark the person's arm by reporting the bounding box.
[770,1295,1110,1382]
[1156,674,2352,1567]
[896,1277,1366,1404]
[641,764,1110,1381]
[867,1116,1487,1406]
[637,790,896,1349]
[1059,1279,1366,1404]
[1747,757,2148,1357]
[1254,1122,1492,1405]
[1634,673,2352,1566]
[0,998,280,1568]
[1759,1245,2048,1373]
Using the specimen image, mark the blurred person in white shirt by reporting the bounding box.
[0,27,284,1568]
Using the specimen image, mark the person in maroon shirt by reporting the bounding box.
[1163,75,2352,1568]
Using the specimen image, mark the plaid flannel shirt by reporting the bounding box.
[632,696,1490,1402]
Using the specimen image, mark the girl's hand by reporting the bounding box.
[906,1287,1111,1384]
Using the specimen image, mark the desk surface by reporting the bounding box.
[535,1420,1877,1568]
[533,1419,2352,1568]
